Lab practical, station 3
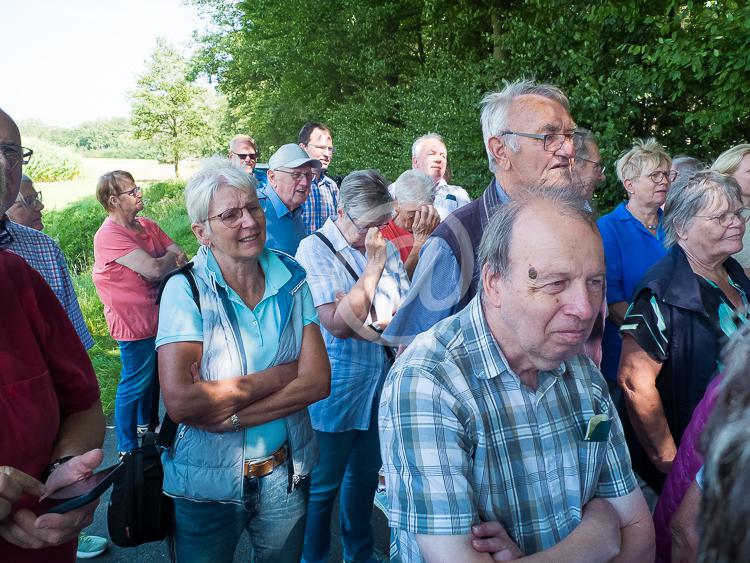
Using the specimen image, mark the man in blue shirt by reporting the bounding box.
[261,144,321,255]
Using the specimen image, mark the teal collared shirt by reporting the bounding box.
[261,186,307,256]
[157,247,320,459]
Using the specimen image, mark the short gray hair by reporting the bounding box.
[338,170,393,221]
[185,156,258,228]
[479,186,595,278]
[662,170,742,248]
[411,133,445,159]
[0,152,6,204]
[700,323,750,562]
[229,134,257,153]
[480,79,570,172]
[392,170,435,204]
[615,138,671,184]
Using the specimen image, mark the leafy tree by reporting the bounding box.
[130,38,209,177]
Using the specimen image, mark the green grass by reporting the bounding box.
[46,180,194,414]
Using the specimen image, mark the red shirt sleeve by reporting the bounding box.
[95,219,143,264]
[141,217,175,250]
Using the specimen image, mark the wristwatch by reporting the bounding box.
[41,455,74,483]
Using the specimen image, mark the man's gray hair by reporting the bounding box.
[411,133,445,159]
[392,170,435,204]
[338,170,393,220]
[185,156,258,229]
[229,134,257,153]
[479,186,595,278]
[480,79,570,172]
[699,323,750,562]
[662,170,742,249]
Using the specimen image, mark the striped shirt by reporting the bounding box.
[379,295,636,561]
[302,174,339,235]
[4,219,94,350]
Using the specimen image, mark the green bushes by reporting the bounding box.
[45,179,194,414]
[24,136,83,182]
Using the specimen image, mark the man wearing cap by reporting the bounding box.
[261,144,321,255]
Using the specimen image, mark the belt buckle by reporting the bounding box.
[244,445,287,478]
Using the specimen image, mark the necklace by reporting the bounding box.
[626,202,658,231]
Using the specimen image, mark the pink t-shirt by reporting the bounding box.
[92,217,174,341]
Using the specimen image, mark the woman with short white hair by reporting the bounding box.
[712,144,750,273]
[157,157,330,562]
[296,169,409,563]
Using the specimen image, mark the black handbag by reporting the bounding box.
[106,425,176,547]
[106,264,199,547]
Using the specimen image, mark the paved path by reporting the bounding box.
[84,417,390,561]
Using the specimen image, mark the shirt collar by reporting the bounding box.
[464,294,568,387]
[263,185,295,218]
[320,216,352,252]
[205,247,291,303]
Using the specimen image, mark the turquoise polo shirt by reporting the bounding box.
[156,247,319,459]
[261,185,307,255]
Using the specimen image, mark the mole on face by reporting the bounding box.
[528,266,538,280]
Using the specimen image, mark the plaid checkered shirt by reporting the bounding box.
[302,174,339,235]
[379,295,636,561]
[3,219,94,350]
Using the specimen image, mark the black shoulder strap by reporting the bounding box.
[155,263,201,448]
[313,231,360,282]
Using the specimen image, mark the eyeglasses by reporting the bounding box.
[499,130,585,152]
[641,170,678,184]
[345,211,391,234]
[16,191,43,208]
[307,144,335,154]
[232,151,258,161]
[579,157,606,174]
[695,208,750,228]
[274,169,317,183]
[118,186,142,197]
[207,198,267,228]
[0,144,34,168]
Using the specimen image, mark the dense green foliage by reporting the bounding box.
[130,39,213,177]
[44,180,195,413]
[191,0,750,210]
[22,136,83,182]
[20,118,159,159]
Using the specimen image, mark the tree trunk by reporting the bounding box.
[492,9,502,60]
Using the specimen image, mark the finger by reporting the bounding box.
[1,510,50,549]
[44,449,104,494]
[472,537,513,553]
[36,499,98,532]
[0,468,44,499]
[471,521,507,539]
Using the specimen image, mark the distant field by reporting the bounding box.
[38,157,200,210]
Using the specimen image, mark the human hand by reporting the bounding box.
[412,204,440,244]
[0,450,103,550]
[0,468,44,522]
[471,521,523,561]
[364,227,387,265]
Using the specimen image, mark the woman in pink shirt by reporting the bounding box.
[92,170,187,454]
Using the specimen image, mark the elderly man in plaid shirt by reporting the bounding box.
[380,188,654,562]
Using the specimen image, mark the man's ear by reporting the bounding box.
[192,222,210,246]
[487,135,510,171]
[266,169,276,186]
[481,264,503,309]
[411,155,419,169]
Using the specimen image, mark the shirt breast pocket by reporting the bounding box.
[577,439,608,504]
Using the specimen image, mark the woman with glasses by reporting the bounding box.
[711,144,750,275]
[92,170,187,456]
[295,170,409,563]
[156,158,329,562]
[617,171,750,494]
[596,139,673,396]
[6,174,44,230]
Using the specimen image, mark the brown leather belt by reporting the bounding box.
[243,444,288,478]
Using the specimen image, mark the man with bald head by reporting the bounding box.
[385,80,584,345]
[380,188,654,562]
[0,109,93,349]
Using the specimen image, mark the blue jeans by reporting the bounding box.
[302,407,381,563]
[173,459,310,563]
[115,337,157,451]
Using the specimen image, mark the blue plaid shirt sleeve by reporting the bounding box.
[380,364,477,535]
[55,246,94,350]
